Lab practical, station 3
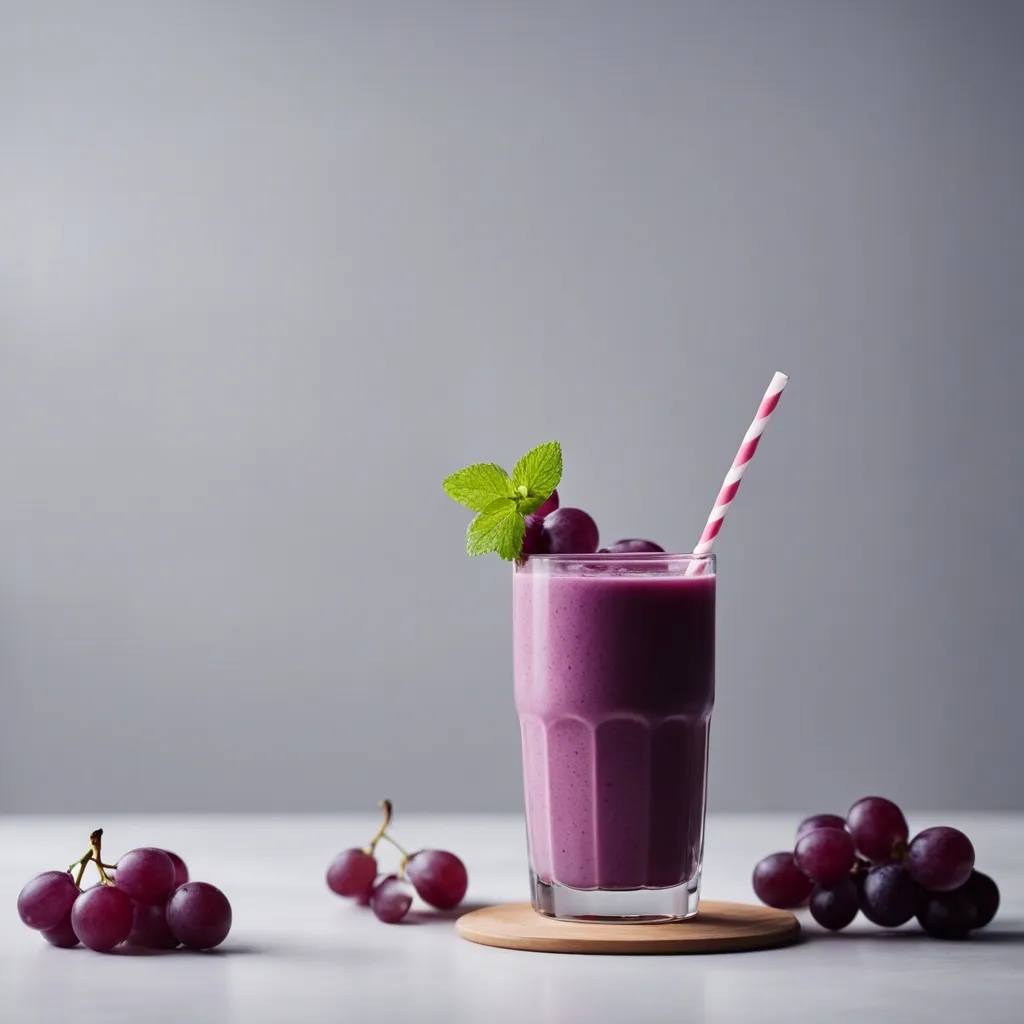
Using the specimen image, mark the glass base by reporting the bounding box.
[529,869,701,923]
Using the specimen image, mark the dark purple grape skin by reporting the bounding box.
[796,814,847,844]
[369,876,413,924]
[752,852,814,909]
[71,885,135,952]
[166,882,232,950]
[126,902,180,949]
[405,850,468,910]
[115,848,176,906]
[603,539,665,553]
[327,849,378,901]
[964,871,999,929]
[917,888,978,940]
[41,911,81,948]
[541,508,600,555]
[794,828,857,885]
[859,864,920,927]
[846,797,909,863]
[534,490,559,518]
[520,514,549,558]
[809,878,859,931]
[17,871,80,931]
[163,851,189,890]
[905,827,975,892]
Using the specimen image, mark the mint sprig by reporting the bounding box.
[443,441,562,561]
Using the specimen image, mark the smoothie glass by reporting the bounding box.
[513,552,715,922]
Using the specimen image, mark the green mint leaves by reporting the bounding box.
[443,441,562,561]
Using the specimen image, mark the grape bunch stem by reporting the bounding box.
[363,799,412,877]
[67,829,117,888]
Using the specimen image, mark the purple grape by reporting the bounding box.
[167,882,232,950]
[163,850,189,890]
[17,871,80,931]
[809,878,859,931]
[794,828,856,885]
[795,814,847,844]
[369,876,412,924]
[541,508,599,555]
[405,850,468,910]
[71,885,134,952]
[917,888,978,940]
[41,911,80,948]
[326,849,378,901]
[534,490,559,518]
[126,902,180,949]
[905,827,975,892]
[115,848,176,905]
[846,796,909,862]
[751,852,814,909]
[964,871,999,929]
[603,538,665,553]
[520,514,549,558]
[859,863,919,927]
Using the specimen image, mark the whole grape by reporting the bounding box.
[369,876,413,924]
[71,885,135,952]
[859,864,919,927]
[17,871,80,931]
[795,814,847,844]
[794,828,856,885]
[115,848,177,905]
[752,852,813,909]
[917,888,978,940]
[327,849,378,902]
[41,912,80,948]
[405,850,468,910]
[162,850,189,890]
[964,871,999,929]
[520,515,549,558]
[534,490,559,518]
[905,827,975,892]
[127,902,180,949]
[809,878,859,931]
[603,539,664,553]
[846,797,909,863]
[541,508,599,555]
[167,882,232,950]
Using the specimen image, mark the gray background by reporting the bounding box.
[1,1,1022,814]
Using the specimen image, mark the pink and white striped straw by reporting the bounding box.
[691,371,789,567]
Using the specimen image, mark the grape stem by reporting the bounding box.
[67,829,116,887]
[361,798,412,875]
[380,832,411,876]
[364,799,394,856]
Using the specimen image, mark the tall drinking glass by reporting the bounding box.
[513,552,715,922]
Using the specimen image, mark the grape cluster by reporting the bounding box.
[753,797,999,939]
[17,828,231,953]
[520,488,664,558]
[327,800,468,925]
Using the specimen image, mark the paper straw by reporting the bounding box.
[690,371,789,570]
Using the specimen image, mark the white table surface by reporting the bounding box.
[1,813,1020,1023]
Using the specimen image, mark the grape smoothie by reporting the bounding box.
[513,557,715,896]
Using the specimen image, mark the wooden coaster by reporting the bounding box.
[456,900,800,955]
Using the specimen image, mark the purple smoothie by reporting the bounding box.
[513,557,715,891]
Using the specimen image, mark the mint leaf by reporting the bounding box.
[443,462,515,512]
[444,441,563,562]
[512,441,562,503]
[466,498,525,561]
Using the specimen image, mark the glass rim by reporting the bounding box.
[524,551,716,562]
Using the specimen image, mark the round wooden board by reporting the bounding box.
[456,900,800,955]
